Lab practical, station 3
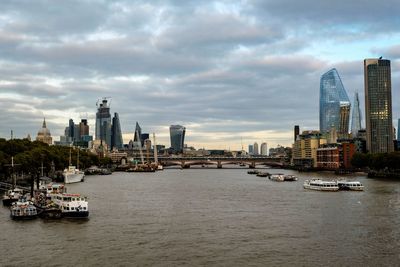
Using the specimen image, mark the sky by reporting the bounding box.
[1,0,400,150]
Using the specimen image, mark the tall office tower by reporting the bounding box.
[260,142,268,155]
[253,142,259,155]
[248,145,254,155]
[294,125,299,142]
[95,98,112,148]
[133,122,142,147]
[364,58,394,153]
[320,68,351,135]
[68,119,75,139]
[111,113,123,150]
[398,119,400,141]
[169,125,186,153]
[79,119,89,137]
[351,92,362,137]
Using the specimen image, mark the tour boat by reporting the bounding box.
[337,180,364,191]
[2,188,24,206]
[247,170,260,175]
[269,173,285,182]
[50,192,89,218]
[284,175,298,181]
[10,197,40,220]
[303,179,339,191]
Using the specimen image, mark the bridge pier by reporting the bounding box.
[217,161,222,169]
[249,162,256,168]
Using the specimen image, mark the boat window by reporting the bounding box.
[71,207,74,210]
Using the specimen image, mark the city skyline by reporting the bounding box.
[1,1,400,150]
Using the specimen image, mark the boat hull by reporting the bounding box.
[303,185,339,191]
[64,173,85,184]
[10,214,39,220]
[2,198,18,207]
[62,211,89,218]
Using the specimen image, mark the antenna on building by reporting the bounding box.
[11,130,13,140]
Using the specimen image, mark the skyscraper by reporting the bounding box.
[169,125,186,153]
[351,92,362,137]
[294,125,299,142]
[260,142,268,155]
[111,113,123,150]
[320,68,351,135]
[133,122,142,147]
[398,119,400,141]
[364,58,394,153]
[253,142,259,155]
[95,98,112,148]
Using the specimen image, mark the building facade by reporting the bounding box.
[170,125,186,153]
[364,58,394,153]
[260,142,268,155]
[95,98,112,148]
[111,113,123,150]
[320,68,351,136]
[253,142,259,155]
[292,131,327,168]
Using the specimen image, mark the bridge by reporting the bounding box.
[158,156,284,169]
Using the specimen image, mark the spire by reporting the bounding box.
[42,117,47,128]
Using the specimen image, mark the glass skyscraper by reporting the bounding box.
[351,92,362,136]
[111,112,123,150]
[319,68,351,135]
[364,58,394,153]
[95,99,112,148]
[133,122,142,147]
[169,125,186,153]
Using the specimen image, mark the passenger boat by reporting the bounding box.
[50,193,89,218]
[256,172,270,177]
[2,188,24,206]
[337,180,364,191]
[269,173,285,182]
[247,170,259,175]
[284,175,298,181]
[10,197,40,220]
[303,179,339,191]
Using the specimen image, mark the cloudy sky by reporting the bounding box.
[1,0,400,150]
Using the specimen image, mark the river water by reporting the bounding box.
[1,168,400,266]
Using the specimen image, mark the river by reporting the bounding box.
[1,168,400,266]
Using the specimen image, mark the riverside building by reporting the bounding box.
[364,58,394,153]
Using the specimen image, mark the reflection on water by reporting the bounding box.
[1,168,400,266]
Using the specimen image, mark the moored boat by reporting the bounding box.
[2,188,24,206]
[10,197,40,220]
[256,172,270,177]
[51,192,89,218]
[303,179,339,191]
[284,175,298,181]
[337,180,364,191]
[269,173,285,182]
[247,170,260,175]
[63,166,85,184]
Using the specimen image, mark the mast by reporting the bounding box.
[69,145,72,166]
[77,148,80,169]
[136,130,144,164]
[153,133,158,165]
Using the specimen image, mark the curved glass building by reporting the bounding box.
[170,125,186,153]
[319,68,351,135]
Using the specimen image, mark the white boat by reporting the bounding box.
[303,179,339,191]
[337,180,364,191]
[269,173,285,182]
[10,196,40,220]
[63,146,85,184]
[284,175,298,181]
[63,166,85,184]
[51,192,89,218]
[2,188,24,206]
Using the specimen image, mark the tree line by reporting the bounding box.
[351,152,400,171]
[0,138,112,181]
